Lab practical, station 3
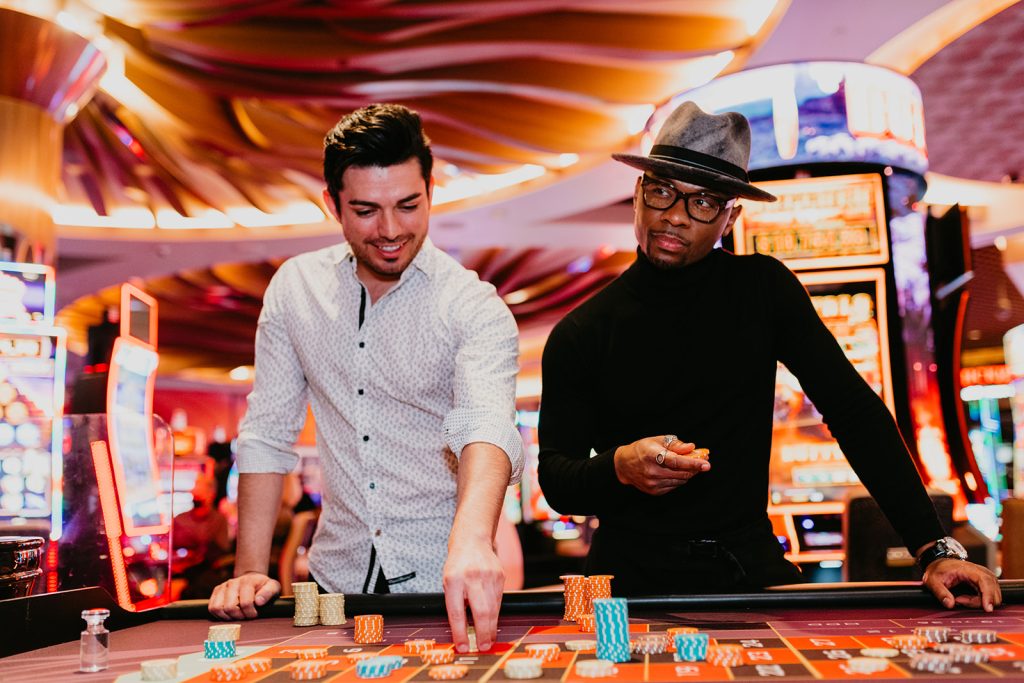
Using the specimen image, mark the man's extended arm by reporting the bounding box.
[444,443,512,653]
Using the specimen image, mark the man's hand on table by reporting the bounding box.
[209,572,282,620]
[443,538,504,653]
[923,559,1002,612]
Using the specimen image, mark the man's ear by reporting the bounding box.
[722,203,742,238]
[323,188,341,223]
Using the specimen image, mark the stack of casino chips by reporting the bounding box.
[289,660,328,680]
[239,657,273,674]
[631,633,670,655]
[592,597,631,663]
[914,626,950,643]
[566,639,597,652]
[294,646,329,660]
[209,663,245,681]
[139,658,177,681]
[354,614,385,643]
[355,654,405,679]
[292,582,320,627]
[673,633,710,662]
[427,664,469,680]
[561,574,588,621]
[405,638,436,655]
[575,659,618,678]
[908,652,956,673]
[844,657,891,675]
[587,575,613,602]
[524,643,560,662]
[421,648,456,665]
[959,628,997,644]
[319,592,346,625]
[706,644,744,667]
[577,613,596,633]
[204,639,237,659]
[934,643,990,663]
[502,658,543,679]
[204,623,240,659]
[347,652,379,665]
[886,633,929,652]
[665,626,698,652]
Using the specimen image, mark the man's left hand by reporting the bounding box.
[923,559,1002,611]
[443,539,504,653]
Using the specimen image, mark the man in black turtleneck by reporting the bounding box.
[537,101,1000,609]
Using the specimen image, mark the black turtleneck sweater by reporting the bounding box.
[537,248,944,562]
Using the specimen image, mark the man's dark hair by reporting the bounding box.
[323,103,433,213]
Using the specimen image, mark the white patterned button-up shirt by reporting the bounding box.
[236,238,523,594]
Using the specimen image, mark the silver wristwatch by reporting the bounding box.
[916,536,968,570]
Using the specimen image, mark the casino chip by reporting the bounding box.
[422,648,456,665]
[209,663,245,681]
[428,664,469,680]
[503,658,543,679]
[405,638,436,654]
[139,658,177,681]
[207,624,241,642]
[577,613,596,633]
[909,652,956,674]
[204,639,237,659]
[845,657,890,674]
[294,646,329,660]
[859,647,900,658]
[914,626,950,643]
[524,643,560,662]
[354,614,385,644]
[566,639,597,652]
[239,657,272,673]
[959,628,998,644]
[319,592,346,626]
[290,660,328,680]
[355,655,405,679]
[575,659,618,678]
[292,582,320,627]
[631,633,670,655]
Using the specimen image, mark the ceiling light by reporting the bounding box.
[995,236,1008,251]
[229,366,253,381]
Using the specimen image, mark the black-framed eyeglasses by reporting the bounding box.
[640,177,735,224]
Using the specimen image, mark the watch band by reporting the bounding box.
[917,536,967,570]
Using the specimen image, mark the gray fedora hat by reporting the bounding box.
[613,101,776,202]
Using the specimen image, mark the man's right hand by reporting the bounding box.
[209,573,282,620]
[613,435,710,495]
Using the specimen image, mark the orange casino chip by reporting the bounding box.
[422,648,456,665]
[294,647,328,660]
[240,657,272,673]
[346,651,379,665]
[427,664,470,680]
[289,661,327,681]
[405,638,436,654]
[561,575,588,621]
[524,643,561,662]
[354,614,384,644]
[587,575,613,601]
[888,634,929,649]
[577,613,596,633]
[208,663,245,682]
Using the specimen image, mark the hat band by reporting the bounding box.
[649,145,748,182]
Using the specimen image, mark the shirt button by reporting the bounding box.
[375,529,382,537]
[358,389,364,395]
[363,435,369,442]
[358,342,365,348]
[369,482,376,490]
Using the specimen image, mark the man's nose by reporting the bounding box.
[378,210,401,238]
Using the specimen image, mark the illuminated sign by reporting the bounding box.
[734,174,889,270]
[0,262,55,324]
[768,269,894,506]
[960,364,1012,388]
[645,61,928,175]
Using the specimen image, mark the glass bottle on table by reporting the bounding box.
[80,608,110,672]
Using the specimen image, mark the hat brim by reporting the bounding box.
[612,153,777,202]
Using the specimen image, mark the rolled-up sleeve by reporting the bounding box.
[236,268,309,474]
[442,281,524,484]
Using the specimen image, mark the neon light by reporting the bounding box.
[119,284,158,349]
[89,440,135,611]
[0,261,56,323]
[49,329,67,540]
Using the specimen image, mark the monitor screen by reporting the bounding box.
[0,262,54,324]
[128,293,152,345]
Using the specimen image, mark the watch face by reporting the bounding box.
[938,537,968,559]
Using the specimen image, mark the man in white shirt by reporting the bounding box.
[208,103,523,653]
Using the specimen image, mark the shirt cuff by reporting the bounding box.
[235,433,299,474]
[443,416,524,485]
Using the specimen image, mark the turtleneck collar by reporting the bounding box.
[621,246,724,295]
